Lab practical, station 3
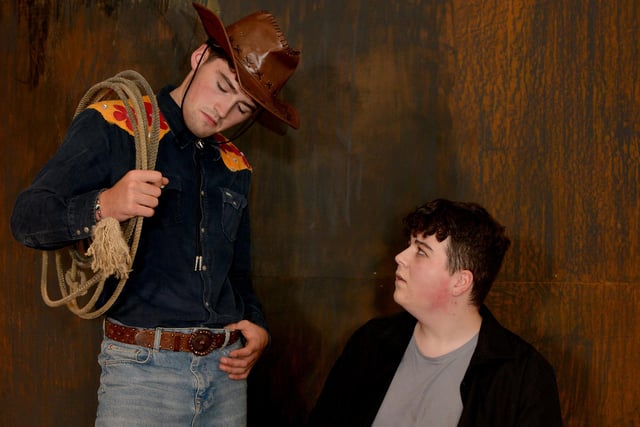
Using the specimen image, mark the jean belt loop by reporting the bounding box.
[153,327,163,350]
[223,329,231,348]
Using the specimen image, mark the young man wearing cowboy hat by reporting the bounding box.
[11,3,300,425]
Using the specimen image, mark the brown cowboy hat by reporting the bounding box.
[192,3,301,131]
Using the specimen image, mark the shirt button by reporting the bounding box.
[200,228,205,234]
[75,230,81,236]
[83,227,90,233]
[200,190,205,196]
[202,265,207,271]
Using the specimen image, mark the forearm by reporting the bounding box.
[11,109,133,250]
[11,187,101,250]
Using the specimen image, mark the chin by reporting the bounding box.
[392,290,403,305]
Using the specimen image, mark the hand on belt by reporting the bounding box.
[105,319,242,356]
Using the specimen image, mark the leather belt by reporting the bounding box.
[104,319,241,356]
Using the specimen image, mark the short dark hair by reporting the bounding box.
[402,199,511,306]
[205,39,233,66]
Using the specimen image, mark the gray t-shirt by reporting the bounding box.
[372,332,479,427]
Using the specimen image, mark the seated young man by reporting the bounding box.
[307,198,562,427]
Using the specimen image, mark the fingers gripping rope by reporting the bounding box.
[40,70,160,319]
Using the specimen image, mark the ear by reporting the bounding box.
[451,270,473,297]
[190,44,210,70]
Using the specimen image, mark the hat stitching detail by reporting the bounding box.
[260,11,300,59]
[262,12,288,49]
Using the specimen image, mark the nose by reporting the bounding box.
[395,246,410,267]
[215,96,235,119]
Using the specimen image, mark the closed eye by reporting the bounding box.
[237,102,256,115]
[217,70,239,94]
[217,81,229,93]
[413,238,432,257]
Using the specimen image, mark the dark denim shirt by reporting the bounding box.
[11,86,266,330]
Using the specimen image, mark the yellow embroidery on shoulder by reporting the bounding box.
[88,98,170,140]
[219,142,252,172]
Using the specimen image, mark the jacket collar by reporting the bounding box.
[468,305,515,365]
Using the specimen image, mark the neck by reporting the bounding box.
[169,83,186,108]
[170,69,196,109]
[413,306,482,358]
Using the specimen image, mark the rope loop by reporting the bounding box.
[41,70,160,319]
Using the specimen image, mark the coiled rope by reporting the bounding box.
[40,70,160,319]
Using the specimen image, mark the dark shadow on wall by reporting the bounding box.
[247,277,325,427]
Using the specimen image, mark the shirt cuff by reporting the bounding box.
[67,189,104,239]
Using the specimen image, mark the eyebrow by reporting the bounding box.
[219,71,239,93]
[414,238,433,253]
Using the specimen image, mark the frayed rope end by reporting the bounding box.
[86,217,132,279]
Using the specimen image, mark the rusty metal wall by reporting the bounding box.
[219,1,640,426]
[1,0,639,426]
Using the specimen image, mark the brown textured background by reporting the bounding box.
[1,0,638,426]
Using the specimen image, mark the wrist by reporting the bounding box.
[94,189,107,222]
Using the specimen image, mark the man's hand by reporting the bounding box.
[98,170,169,222]
[219,320,269,380]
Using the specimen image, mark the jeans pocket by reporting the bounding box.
[99,339,152,366]
[220,188,247,242]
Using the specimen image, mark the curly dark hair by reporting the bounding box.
[402,199,511,306]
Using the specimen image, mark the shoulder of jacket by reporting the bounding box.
[86,98,170,140]
[215,135,252,172]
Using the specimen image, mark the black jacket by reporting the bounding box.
[307,306,562,427]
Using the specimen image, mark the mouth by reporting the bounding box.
[202,111,219,128]
[395,272,405,285]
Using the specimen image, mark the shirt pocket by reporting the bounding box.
[151,175,182,227]
[220,187,247,242]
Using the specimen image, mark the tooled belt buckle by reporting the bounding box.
[188,329,216,356]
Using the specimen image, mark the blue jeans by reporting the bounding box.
[96,328,246,427]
